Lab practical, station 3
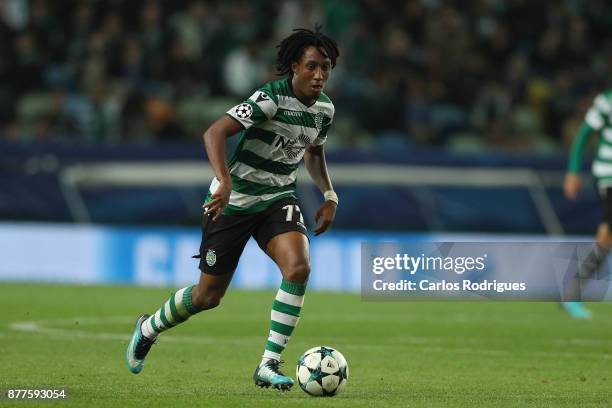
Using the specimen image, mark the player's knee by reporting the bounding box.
[192,289,223,310]
[283,262,310,283]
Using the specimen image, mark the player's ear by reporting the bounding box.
[291,61,299,75]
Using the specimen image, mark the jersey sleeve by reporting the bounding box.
[584,93,610,131]
[226,87,278,129]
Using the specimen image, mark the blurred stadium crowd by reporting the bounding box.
[1,0,611,152]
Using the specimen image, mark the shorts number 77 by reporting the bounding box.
[282,204,304,224]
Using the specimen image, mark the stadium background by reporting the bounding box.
[1,1,612,406]
[0,0,606,286]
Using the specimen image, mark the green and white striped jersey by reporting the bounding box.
[207,78,334,214]
[582,91,612,186]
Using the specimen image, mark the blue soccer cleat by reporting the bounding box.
[126,314,156,374]
[560,302,592,319]
[253,360,294,391]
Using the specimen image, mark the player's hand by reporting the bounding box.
[314,201,337,236]
[203,180,232,220]
[563,173,582,201]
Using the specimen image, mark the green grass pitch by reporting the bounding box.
[1,283,611,407]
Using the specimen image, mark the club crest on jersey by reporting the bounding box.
[315,112,325,132]
[235,103,253,119]
[205,249,217,266]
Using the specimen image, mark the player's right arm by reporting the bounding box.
[202,86,278,219]
[202,116,243,219]
[564,93,605,200]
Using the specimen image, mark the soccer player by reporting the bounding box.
[562,90,612,319]
[126,26,340,390]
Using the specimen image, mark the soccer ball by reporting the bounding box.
[296,346,349,397]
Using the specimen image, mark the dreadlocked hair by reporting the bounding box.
[276,24,340,77]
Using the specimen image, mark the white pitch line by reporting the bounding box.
[7,318,480,347]
[7,316,612,361]
[8,321,257,345]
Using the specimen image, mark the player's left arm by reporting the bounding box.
[304,144,337,235]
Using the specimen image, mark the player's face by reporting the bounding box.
[291,46,332,105]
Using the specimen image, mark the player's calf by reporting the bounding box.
[125,285,203,374]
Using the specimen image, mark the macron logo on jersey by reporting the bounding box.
[255,92,269,103]
[283,110,302,117]
[247,90,276,119]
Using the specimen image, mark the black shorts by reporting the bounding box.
[601,186,612,227]
[195,197,308,275]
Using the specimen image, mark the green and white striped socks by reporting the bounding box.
[261,280,306,364]
[141,285,202,339]
[139,281,306,362]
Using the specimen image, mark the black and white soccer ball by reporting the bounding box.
[296,346,349,397]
